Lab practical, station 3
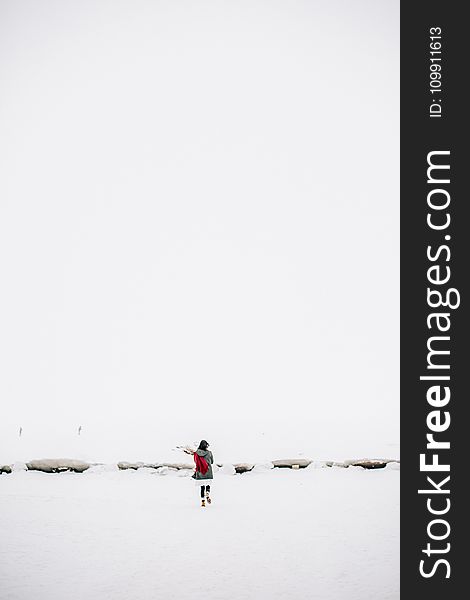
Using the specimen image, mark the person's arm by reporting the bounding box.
[209,451,214,464]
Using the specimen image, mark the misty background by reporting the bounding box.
[0,0,399,464]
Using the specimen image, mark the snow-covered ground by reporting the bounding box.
[0,464,399,600]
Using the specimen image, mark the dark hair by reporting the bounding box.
[198,439,209,450]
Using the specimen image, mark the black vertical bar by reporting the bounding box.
[401,1,467,597]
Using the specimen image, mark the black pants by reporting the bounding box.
[200,484,211,498]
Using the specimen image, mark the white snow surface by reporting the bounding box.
[0,466,399,600]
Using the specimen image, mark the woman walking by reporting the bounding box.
[193,440,214,507]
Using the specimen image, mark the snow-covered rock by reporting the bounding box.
[0,464,12,474]
[233,463,254,474]
[117,461,144,470]
[155,466,170,476]
[272,458,312,469]
[118,461,193,471]
[26,459,90,473]
[344,458,398,470]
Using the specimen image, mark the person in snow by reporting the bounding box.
[192,440,214,507]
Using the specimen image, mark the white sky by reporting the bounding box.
[0,0,399,463]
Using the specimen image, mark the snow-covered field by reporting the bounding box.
[0,464,399,600]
